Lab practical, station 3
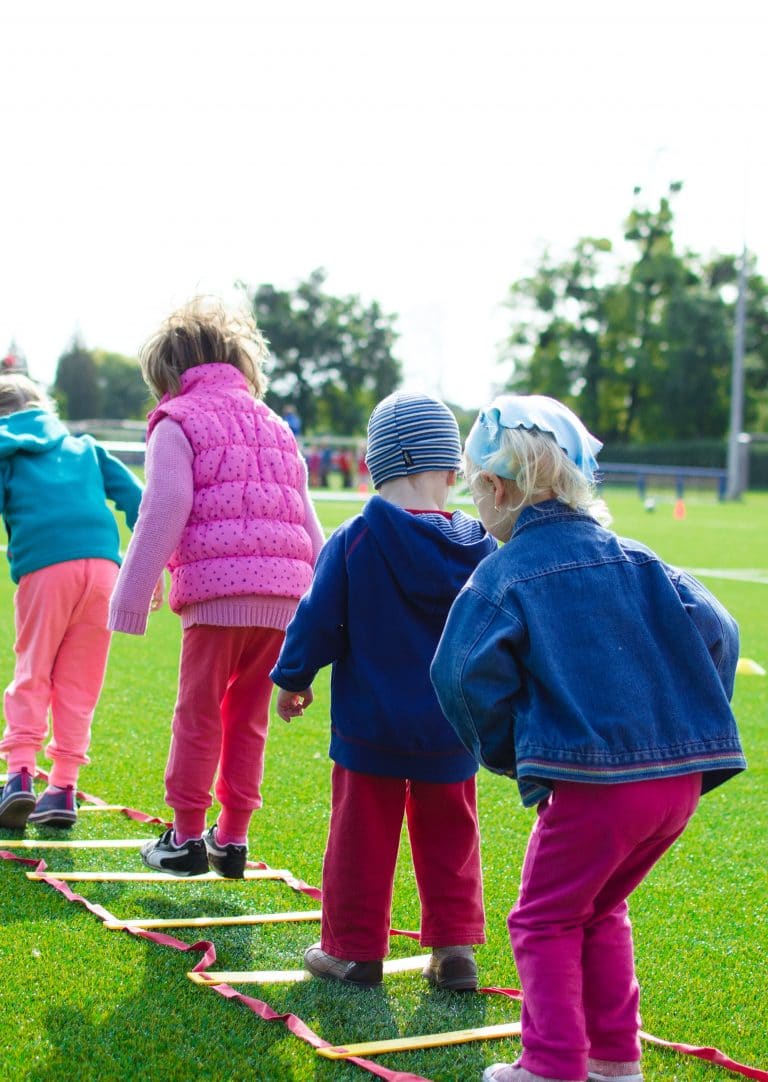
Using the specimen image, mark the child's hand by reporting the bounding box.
[276,687,313,722]
[150,577,164,611]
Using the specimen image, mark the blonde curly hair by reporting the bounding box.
[139,296,269,400]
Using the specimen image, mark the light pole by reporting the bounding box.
[726,246,748,499]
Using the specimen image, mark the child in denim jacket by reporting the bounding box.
[430,394,745,1082]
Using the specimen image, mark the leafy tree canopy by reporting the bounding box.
[53,342,148,421]
[245,268,402,435]
[501,183,768,443]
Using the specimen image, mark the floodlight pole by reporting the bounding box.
[725,246,748,500]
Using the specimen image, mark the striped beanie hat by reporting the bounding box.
[365,392,461,489]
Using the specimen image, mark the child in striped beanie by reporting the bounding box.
[271,391,498,990]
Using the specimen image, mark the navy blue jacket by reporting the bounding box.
[431,500,745,806]
[270,495,497,781]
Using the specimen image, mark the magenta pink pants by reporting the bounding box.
[0,559,118,787]
[320,764,486,960]
[509,774,702,1081]
[164,624,284,833]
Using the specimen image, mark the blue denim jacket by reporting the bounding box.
[430,501,745,807]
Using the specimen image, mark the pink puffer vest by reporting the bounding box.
[147,364,314,613]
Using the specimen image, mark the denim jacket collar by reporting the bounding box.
[512,499,590,538]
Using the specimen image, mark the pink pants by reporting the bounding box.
[164,624,284,834]
[509,774,702,1081]
[320,764,486,960]
[0,559,118,787]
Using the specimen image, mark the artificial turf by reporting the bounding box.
[0,488,765,1080]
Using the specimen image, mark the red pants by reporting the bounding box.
[1,559,117,787]
[320,764,486,960]
[164,625,284,830]
[509,774,701,1081]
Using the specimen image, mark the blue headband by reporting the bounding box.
[465,394,603,481]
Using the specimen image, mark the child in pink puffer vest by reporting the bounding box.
[109,297,324,877]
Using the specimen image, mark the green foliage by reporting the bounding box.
[53,343,148,421]
[53,339,102,420]
[0,493,766,1079]
[246,268,402,435]
[502,183,768,443]
[94,351,152,420]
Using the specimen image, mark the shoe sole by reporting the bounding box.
[423,967,478,992]
[207,856,246,878]
[0,794,36,829]
[27,809,77,828]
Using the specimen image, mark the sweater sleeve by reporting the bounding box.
[108,419,194,634]
[673,569,740,700]
[298,456,325,563]
[270,528,348,690]
[94,442,144,529]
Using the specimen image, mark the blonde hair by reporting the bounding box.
[464,425,612,529]
[139,296,269,400]
[0,374,55,417]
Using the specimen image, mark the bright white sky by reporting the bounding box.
[1,0,766,409]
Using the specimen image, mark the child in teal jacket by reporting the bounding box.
[0,374,142,828]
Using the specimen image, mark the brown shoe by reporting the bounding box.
[422,946,478,991]
[303,943,383,986]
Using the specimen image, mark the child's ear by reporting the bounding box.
[485,473,508,508]
[447,468,458,486]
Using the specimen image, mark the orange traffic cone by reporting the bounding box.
[673,498,686,520]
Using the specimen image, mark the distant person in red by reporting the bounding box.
[337,448,353,488]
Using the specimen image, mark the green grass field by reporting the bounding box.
[0,489,766,1081]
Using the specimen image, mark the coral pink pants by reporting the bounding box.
[164,624,284,834]
[320,764,486,960]
[509,774,702,1081]
[1,559,118,787]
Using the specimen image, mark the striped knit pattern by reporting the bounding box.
[366,392,461,488]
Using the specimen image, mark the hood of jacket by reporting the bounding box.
[0,409,68,458]
[360,494,496,617]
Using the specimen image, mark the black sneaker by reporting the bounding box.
[204,824,247,878]
[140,829,209,877]
[28,785,78,828]
[0,768,36,829]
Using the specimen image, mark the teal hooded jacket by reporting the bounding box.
[0,408,143,583]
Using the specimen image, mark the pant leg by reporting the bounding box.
[47,559,118,787]
[214,626,284,812]
[1,561,113,779]
[509,775,701,1082]
[164,625,240,815]
[582,774,701,1063]
[320,765,405,961]
[406,776,486,946]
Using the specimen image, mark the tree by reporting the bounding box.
[54,340,102,420]
[500,184,767,442]
[95,351,151,420]
[246,269,402,434]
[501,237,615,436]
[54,343,150,421]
